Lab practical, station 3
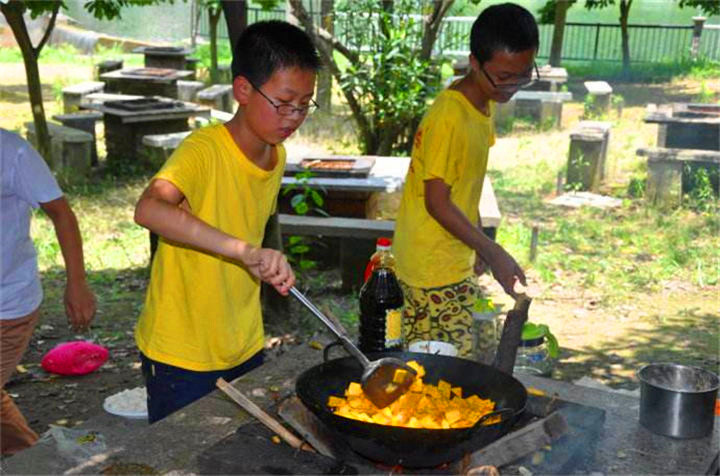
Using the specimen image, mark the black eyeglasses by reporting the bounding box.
[479,62,540,92]
[248,80,318,117]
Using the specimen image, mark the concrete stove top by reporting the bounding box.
[3,343,718,474]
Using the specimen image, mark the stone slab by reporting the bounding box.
[549,192,623,209]
[514,90,572,102]
[584,81,613,95]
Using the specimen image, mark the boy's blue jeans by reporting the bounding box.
[140,351,264,424]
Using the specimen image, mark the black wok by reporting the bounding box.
[295,351,527,468]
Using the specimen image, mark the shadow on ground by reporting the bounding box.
[555,308,719,389]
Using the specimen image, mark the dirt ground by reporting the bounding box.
[1,61,718,446]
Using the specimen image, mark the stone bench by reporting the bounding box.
[95,59,123,80]
[497,90,573,130]
[141,131,191,168]
[566,121,612,192]
[25,121,93,175]
[278,201,500,291]
[177,80,205,102]
[197,84,234,113]
[584,81,613,117]
[637,147,720,207]
[62,81,105,113]
[51,111,103,166]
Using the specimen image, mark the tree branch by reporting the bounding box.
[288,0,359,64]
[35,1,60,56]
[288,0,373,150]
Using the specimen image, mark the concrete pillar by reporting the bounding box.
[566,121,611,191]
[646,157,683,208]
[691,16,706,60]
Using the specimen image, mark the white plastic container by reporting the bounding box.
[408,340,458,357]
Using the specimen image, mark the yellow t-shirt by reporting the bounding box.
[135,124,285,371]
[393,89,495,288]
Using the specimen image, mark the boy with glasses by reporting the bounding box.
[133,21,320,422]
[393,3,537,357]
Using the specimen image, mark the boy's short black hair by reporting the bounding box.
[231,20,321,86]
[470,3,539,64]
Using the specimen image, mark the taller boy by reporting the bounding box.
[393,4,537,357]
[134,21,320,423]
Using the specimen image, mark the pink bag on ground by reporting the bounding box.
[41,341,109,376]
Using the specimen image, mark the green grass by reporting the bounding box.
[564,57,720,83]
[0,43,143,67]
[31,174,151,273]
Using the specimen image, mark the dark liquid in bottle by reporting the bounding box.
[359,268,404,353]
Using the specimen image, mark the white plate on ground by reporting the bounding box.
[103,387,148,420]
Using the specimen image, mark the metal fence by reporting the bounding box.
[197,8,720,63]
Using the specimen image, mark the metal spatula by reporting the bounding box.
[290,286,416,409]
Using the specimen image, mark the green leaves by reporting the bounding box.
[333,0,443,154]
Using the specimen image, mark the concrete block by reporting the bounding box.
[566,121,612,191]
[62,81,105,113]
[584,81,613,117]
[51,111,103,166]
[177,80,205,102]
[197,84,234,113]
[25,121,93,175]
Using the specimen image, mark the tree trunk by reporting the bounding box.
[221,0,247,51]
[317,0,334,110]
[1,1,59,161]
[549,0,571,67]
[289,0,373,151]
[420,0,453,61]
[209,6,222,83]
[619,0,632,77]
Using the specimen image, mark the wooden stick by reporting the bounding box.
[493,293,532,374]
[462,411,568,473]
[216,378,314,452]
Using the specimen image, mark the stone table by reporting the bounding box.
[645,103,720,151]
[3,343,718,474]
[82,98,209,166]
[100,68,194,99]
[132,46,195,71]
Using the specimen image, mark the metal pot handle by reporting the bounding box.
[474,408,515,430]
[322,340,345,362]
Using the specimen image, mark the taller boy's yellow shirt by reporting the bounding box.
[135,124,285,371]
[393,89,495,288]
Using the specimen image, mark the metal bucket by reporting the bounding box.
[637,363,719,439]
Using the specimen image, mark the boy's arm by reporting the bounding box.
[134,179,294,295]
[40,197,96,331]
[424,178,526,297]
[474,212,488,276]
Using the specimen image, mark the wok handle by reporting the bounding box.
[290,287,370,366]
[475,408,515,430]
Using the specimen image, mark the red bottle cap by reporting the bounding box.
[377,237,392,247]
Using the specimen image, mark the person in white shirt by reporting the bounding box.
[0,128,96,455]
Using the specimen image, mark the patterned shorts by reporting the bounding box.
[400,277,481,358]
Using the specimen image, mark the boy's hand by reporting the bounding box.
[242,247,296,295]
[474,255,489,276]
[65,279,96,332]
[485,244,527,299]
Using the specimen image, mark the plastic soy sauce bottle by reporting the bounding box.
[358,238,404,352]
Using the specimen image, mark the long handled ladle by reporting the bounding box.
[290,286,416,409]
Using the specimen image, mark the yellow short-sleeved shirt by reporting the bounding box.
[135,124,285,371]
[393,89,495,288]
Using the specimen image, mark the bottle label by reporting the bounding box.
[385,307,403,348]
